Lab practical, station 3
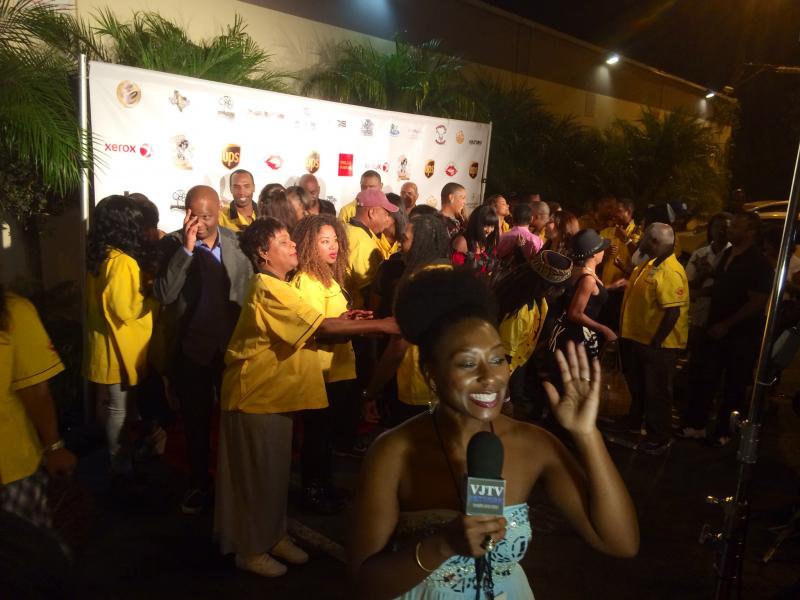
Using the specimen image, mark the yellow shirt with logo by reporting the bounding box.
[344,220,384,309]
[84,250,155,386]
[600,221,641,285]
[338,199,358,223]
[498,299,548,373]
[291,272,356,383]
[0,294,65,484]
[222,273,326,414]
[219,204,256,232]
[621,254,690,349]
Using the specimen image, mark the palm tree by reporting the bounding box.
[302,37,474,118]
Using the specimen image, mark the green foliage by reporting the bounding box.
[303,37,473,117]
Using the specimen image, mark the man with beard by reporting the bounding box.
[399,182,419,212]
[298,173,336,215]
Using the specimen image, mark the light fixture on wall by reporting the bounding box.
[605,53,620,65]
[705,91,716,99]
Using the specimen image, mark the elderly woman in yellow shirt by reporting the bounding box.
[215,217,397,579]
[84,196,155,476]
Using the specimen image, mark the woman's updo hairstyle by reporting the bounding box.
[394,267,498,372]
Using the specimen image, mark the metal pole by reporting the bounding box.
[481,120,493,201]
[78,54,91,423]
[712,138,800,599]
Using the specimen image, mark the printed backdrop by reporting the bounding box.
[89,62,492,232]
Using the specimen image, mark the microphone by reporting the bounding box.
[464,431,505,516]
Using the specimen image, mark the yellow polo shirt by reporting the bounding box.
[396,344,437,406]
[291,272,356,383]
[600,221,641,285]
[500,220,510,234]
[84,250,155,386]
[621,254,690,349]
[375,235,400,260]
[223,273,326,414]
[1,294,65,484]
[338,199,357,223]
[498,299,548,373]
[219,204,256,231]
[344,220,384,309]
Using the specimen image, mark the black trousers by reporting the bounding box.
[302,379,358,486]
[620,339,678,443]
[173,353,223,489]
[686,333,759,436]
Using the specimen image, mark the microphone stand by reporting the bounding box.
[700,139,800,599]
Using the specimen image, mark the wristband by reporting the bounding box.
[43,439,65,454]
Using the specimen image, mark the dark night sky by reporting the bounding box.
[486,0,800,198]
[486,0,800,91]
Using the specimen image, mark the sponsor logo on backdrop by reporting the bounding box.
[337,120,347,128]
[139,143,152,158]
[390,123,400,137]
[435,125,447,145]
[169,90,189,112]
[397,155,409,180]
[364,162,389,173]
[265,155,283,170]
[248,109,285,119]
[456,130,465,144]
[469,162,479,179]
[116,80,141,108]
[222,144,241,169]
[103,142,151,157]
[469,139,483,146]
[171,189,186,211]
[218,96,235,119]
[407,128,421,140]
[338,153,354,177]
[445,163,458,177]
[424,160,435,178]
[361,119,374,136]
[306,151,321,174]
[302,108,317,131]
[172,135,194,170]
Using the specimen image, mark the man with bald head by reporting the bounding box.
[610,222,689,455]
[153,185,252,514]
[399,182,419,211]
[298,173,335,215]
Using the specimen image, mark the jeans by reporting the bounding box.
[97,383,134,473]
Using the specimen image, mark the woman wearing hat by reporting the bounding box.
[545,230,619,389]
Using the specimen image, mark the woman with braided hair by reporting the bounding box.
[349,268,638,599]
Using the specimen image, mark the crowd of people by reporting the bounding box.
[2,166,796,597]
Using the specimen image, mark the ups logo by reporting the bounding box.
[222,144,241,169]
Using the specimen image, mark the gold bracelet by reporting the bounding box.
[414,540,435,573]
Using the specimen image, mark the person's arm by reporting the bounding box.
[650,306,680,347]
[316,315,398,339]
[452,235,468,255]
[541,342,639,557]
[17,382,76,479]
[105,257,151,323]
[349,434,507,600]
[365,336,409,398]
[567,277,617,341]
[708,290,768,339]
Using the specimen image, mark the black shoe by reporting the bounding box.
[636,438,673,456]
[302,486,345,515]
[181,487,211,515]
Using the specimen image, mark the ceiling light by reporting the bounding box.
[705,91,716,99]
[605,54,620,65]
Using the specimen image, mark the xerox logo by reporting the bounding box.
[104,142,151,157]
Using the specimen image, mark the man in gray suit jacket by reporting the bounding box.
[153,185,252,514]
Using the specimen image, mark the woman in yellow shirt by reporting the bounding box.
[291,214,363,514]
[215,217,397,578]
[84,195,154,476]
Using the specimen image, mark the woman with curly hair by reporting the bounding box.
[290,214,357,513]
[215,217,397,578]
[84,195,155,477]
[258,189,304,233]
[350,268,638,599]
[451,205,499,276]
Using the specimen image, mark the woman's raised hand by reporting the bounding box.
[543,341,601,436]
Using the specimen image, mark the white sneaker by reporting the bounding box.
[271,537,309,565]
[235,553,287,577]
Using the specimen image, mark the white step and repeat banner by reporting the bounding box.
[89,62,491,232]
